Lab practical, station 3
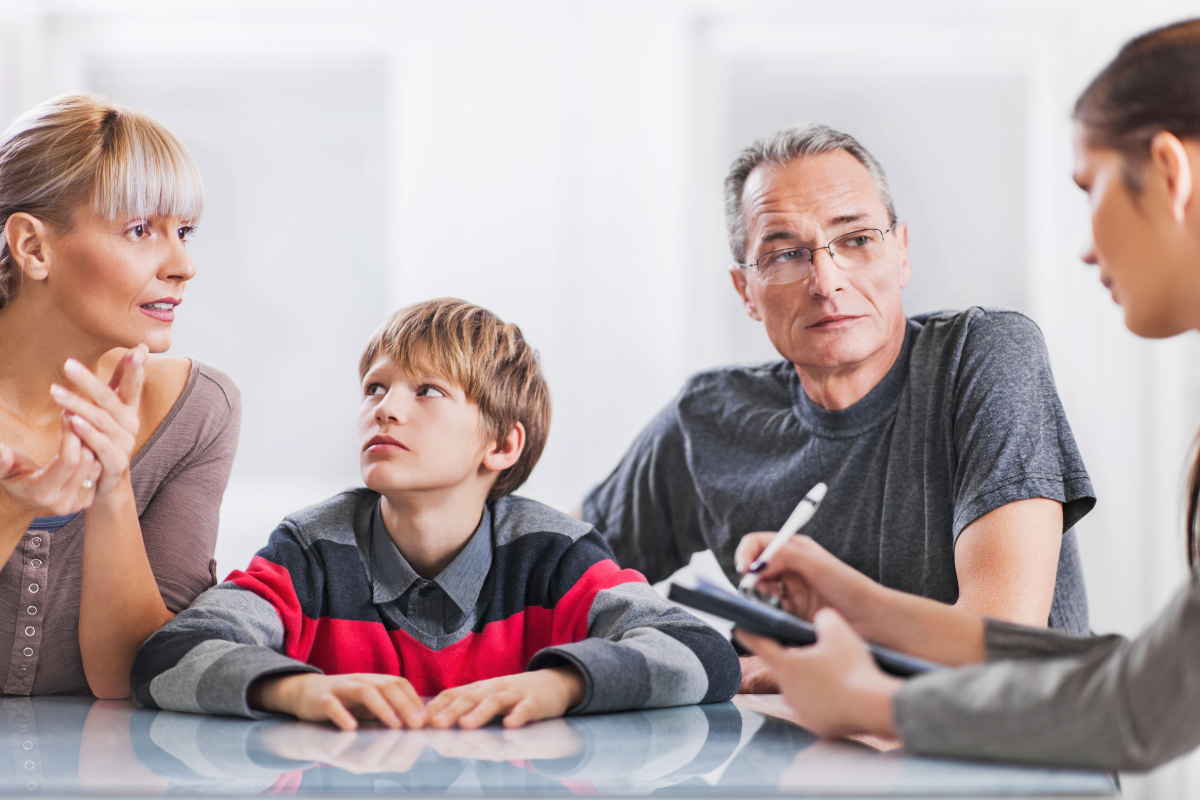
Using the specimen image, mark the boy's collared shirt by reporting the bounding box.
[369,503,492,638]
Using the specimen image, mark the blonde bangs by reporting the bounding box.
[90,109,204,222]
[0,93,204,309]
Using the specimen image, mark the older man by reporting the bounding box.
[581,124,1095,692]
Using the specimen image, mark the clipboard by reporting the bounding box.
[668,578,943,677]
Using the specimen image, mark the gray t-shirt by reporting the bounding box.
[583,308,1095,633]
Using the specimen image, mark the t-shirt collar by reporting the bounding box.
[792,319,918,435]
[369,501,493,613]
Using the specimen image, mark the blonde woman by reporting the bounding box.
[0,94,239,697]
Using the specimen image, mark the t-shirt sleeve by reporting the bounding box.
[581,402,703,584]
[949,311,1095,541]
[139,368,243,611]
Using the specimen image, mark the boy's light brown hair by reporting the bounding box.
[359,298,551,500]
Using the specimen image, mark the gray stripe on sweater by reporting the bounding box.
[530,638,653,713]
[614,627,708,707]
[149,639,242,713]
[196,646,318,718]
[283,488,373,549]
[181,584,286,648]
[492,495,592,546]
[587,582,698,638]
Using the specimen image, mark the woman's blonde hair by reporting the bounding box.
[359,299,552,501]
[0,92,204,309]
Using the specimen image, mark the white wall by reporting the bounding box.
[5,0,1200,795]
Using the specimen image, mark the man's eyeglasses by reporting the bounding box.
[737,227,896,285]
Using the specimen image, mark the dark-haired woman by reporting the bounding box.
[733,18,1200,770]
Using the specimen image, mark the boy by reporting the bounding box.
[131,299,739,729]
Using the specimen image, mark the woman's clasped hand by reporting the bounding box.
[733,534,904,738]
[0,346,148,517]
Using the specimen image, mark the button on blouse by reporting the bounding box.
[0,361,241,696]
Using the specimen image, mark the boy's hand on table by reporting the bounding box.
[249,673,428,731]
[425,666,585,729]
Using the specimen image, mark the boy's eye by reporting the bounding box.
[364,383,386,396]
[417,385,446,398]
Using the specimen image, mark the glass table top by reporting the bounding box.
[0,695,1117,797]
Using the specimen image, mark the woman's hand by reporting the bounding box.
[425,667,586,730]
[49,346,146,498]
[737,532,988,667]
[735,609,902,739]
[0,412,99,516]
[735,533,876,623]
[250,673,429,731]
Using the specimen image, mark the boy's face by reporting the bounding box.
[358,355,492,497]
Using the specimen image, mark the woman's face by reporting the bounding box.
[1073,126,1196,338]
[47,206,196,353]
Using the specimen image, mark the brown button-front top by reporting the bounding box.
[0,361,241,696]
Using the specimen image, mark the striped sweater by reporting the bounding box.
[131,489,740,717]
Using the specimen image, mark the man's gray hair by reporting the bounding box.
[724,123,897,265]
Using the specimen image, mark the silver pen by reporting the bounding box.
[738,482,828,595]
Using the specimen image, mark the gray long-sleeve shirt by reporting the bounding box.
[895,570,1200,770]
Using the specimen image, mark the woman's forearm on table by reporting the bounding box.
[78,478,174,699]
[854,582,987,667]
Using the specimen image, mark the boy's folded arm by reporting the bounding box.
[528,580,741,714]
[131,585,320,718]
[131,529,323,718]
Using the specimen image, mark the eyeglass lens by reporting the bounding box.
[754,228,887,285]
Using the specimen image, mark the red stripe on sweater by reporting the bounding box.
[227,556,321,659]
[228,558,649,696]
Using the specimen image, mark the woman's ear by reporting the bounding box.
[482,421,526,474]
[1149,131,1194,223]
[4,212,52,281]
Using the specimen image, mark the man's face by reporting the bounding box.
[730,151,911,374]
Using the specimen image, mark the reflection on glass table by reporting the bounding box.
[0,696,1117,796]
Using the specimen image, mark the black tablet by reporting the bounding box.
[667,580,943,678]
